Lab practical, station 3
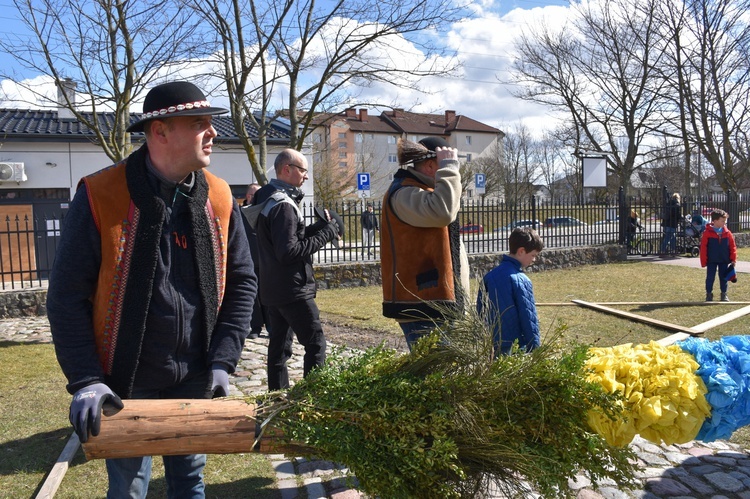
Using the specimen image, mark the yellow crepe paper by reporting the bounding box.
[585,341,711,446]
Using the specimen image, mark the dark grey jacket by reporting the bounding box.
[250,179,337,307]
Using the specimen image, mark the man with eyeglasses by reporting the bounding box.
[245,148,340,390]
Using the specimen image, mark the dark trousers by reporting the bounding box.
[266,298,327,390]
[706,262,730,294]
[249,292,270,335]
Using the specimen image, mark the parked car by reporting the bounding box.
[494,219,540,231]
[593,217,619,225]
[459,224,484,234]
[544,216,587,227]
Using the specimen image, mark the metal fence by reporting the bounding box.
[3,188,749,290]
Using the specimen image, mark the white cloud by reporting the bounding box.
[0,2,575,136]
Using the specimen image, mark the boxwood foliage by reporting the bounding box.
[254,318,636,498]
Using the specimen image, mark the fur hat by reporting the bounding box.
[127,81,229,133]
[397,136,450,167]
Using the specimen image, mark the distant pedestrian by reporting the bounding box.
[660,192,681,254]
[360,203,379,257]
[626,209,643,250]
[700,209,737,302]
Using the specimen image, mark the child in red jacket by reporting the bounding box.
[700,209,737,302]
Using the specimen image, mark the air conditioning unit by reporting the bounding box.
[0,162,27,183]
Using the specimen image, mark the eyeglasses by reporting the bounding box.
[288,163,308,174]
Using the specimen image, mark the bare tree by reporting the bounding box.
[312,142,357,204]
[512,0,669,195]
[192,0,296,184]
[655,0,750,196]
[2,0,205,161]
[197,0,465,185]
[499,123,542,206]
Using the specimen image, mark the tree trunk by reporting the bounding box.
[81,398,304,460]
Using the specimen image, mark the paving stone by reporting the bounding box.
[638,452,670,466]
[703,471,745,492]
[303,477,326,499]
[575,489,604,499]
[645,477,692,496]
[701,455,739,466]
[688,446,715,457]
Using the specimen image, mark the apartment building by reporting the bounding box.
[311,108,503,200]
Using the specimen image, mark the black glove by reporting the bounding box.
[211,365,230,398]
[69,383,123,443]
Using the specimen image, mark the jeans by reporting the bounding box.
[660,226,677,253]
[398,320,437,350]
[706,262,730,294]
[105,375,210,499]
[266,298,327,390]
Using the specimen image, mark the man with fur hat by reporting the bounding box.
[380,136,470,349]
[47,81,256,497]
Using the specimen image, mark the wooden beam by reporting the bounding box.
[35,433,80,499]
[655,305,750,346]
[571,300,703,335]
[690,304,750,333]
[538,301,750,307]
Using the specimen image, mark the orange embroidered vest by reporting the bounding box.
[83,160,232,377]
[381,174,460,320]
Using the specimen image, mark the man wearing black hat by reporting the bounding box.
[47,81,256,497]
[380,136,469,350]
[243,148,340,390]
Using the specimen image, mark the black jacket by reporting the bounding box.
[253,180,337,306]
[662,199,682,229]
[361,209,379,230]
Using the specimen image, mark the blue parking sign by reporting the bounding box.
[357,173,371,198]
[357,173,371,191]
[475,173,486,195]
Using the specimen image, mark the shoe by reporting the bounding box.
[721,292,729,302]
[706,292,713,302]
[248,331,260,340]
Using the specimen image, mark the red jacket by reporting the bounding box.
[700,224,736,267]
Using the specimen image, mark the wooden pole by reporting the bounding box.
[35,433,80,499]
[81,398,304,460]
[571,300,703,335]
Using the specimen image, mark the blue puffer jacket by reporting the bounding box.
[477,255,540,355]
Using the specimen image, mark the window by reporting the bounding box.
[339,152,347,158]
[466,153,472,162]
[339,162,348,167]
[465,135,472,145]
[338,132,346,139]
[355,133,363,143]
[388,153,397,163]
[339,141,347,148]
[313,133,322,143]
[368,133,374,140]
[387,135,396,144]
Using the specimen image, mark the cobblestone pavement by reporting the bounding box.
[4,316,750,498]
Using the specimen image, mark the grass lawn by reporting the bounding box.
[3,249,750,496]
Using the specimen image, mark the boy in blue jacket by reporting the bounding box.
[700,209,737,302]
[477,227,544,356]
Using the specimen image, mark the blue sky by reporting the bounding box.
[0,0,573,133]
